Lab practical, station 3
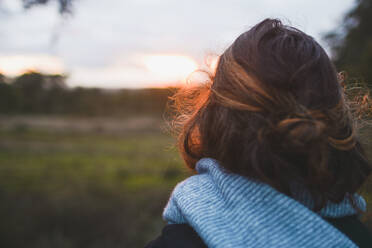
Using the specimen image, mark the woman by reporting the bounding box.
[146,19,372,247]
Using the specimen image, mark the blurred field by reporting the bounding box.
[1,116,372,248]
[0,116,190,248]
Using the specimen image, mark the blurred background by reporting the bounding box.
[0,0,371,247]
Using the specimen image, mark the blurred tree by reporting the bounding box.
[324,0,372,86]
[22,0,74,14]
[0,73,5,84]
[13,72,44,91]
[43,74,67,89]
[0,74,18,113]
[0,71,171,116]
[13,72,46,113]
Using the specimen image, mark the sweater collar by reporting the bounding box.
[163,158,365,248]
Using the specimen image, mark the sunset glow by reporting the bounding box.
[143,55,198,81]
[0,55,64,76]
[208,55,220,74]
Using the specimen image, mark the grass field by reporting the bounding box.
[0,118,191,248]
[1,116,372,247]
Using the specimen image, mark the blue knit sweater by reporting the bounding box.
[163,158,366,248]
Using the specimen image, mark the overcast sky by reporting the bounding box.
[0,0,355,88]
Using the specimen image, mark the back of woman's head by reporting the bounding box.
[171,18,371,210]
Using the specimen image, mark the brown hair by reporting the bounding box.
[170,19,371,210]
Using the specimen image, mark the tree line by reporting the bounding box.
[324,0,372,85]
[0,72,173,117]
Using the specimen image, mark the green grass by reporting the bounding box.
[0,128,189,248]
[1,126,372,247]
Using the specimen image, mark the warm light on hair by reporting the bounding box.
[169,19,371,211]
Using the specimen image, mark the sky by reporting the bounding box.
[0,0,355,88]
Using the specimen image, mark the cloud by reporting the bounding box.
[0,0,355,88]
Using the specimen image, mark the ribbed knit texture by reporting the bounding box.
[163,158,366,248]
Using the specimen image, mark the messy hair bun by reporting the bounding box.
[171,19,371,210]
[273,117,326,150]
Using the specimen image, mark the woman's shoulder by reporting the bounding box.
[145,215,372,248]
